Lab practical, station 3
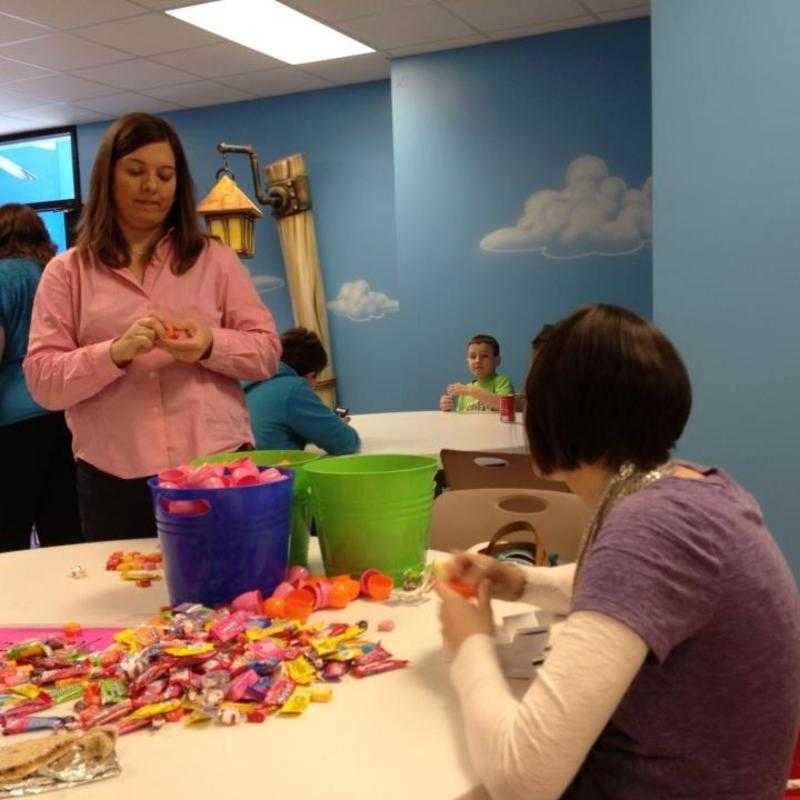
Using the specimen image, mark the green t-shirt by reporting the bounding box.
[456,373,514,412]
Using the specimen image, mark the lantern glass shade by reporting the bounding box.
[205,213,255,258]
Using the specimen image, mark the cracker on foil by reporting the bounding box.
[0,729,120,796]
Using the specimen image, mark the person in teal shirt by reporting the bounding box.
[0,204,82,551]
[439,334,514,412]
[245,327,359,455]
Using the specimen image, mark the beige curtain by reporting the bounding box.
[266,153,337,408]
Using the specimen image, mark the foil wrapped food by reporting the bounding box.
[0,729,120,797]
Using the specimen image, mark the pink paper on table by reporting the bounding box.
[0,626,123,650]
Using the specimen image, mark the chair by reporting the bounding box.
[429,488,591,563]
[440,449,571,493]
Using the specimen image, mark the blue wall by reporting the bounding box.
[76,20,652,415]
[77,80,400,412]
[652,0,800,571]
[392,20,652,408]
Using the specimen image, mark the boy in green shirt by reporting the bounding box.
[439,334,514,412]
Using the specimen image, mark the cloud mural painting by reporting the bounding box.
[480,155,652,259]
[248,272,285,295]
[328,279,399,322]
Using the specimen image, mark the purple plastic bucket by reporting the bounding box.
[147,468,294,607]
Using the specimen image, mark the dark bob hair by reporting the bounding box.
[525,304,691,475]
[0,203,56,268]
[280,327,328,377]
[76,112,207,274]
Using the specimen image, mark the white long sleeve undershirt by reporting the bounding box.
[449,565,648,800]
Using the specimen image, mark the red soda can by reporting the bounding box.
[499,394,515,423]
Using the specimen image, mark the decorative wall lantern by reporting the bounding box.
[197,170,262,258]
[201,143,337,408]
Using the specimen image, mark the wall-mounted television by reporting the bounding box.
[0,126,81,252]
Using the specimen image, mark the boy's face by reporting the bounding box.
[466,342,500,380]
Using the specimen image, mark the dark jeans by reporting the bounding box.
[76,459,157,542]
[0,412,83,552]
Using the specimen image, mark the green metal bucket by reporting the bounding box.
[303,454,438,583]
[192,449,321,567]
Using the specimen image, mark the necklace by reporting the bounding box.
[574,459,675,584]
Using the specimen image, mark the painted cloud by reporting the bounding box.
[328,279,399,322]
[480,155,652,258]
[249,272,285,294]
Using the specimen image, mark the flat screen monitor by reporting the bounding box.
[0,127,79,208]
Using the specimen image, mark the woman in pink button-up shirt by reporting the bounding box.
[24,113,281,542]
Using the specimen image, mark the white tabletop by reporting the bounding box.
[347,410,527,459]
[0,539,533,800]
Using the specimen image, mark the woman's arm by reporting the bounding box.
[518,563,576,615]
[451,610,647,800]
[198,249,281,381]
[23,261,125,410]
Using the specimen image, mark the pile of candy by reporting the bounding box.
[0,591,407,738]
[105,551,163,589]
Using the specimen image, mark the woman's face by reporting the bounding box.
[112,141,177,235]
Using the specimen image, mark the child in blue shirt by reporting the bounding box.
[245,327,359,455]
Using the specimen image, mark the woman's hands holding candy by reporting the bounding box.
[110,314,166,366]
[435,578,494,652]
[111,313,213,366]
[443,552,526,602]
[158,318,213,363]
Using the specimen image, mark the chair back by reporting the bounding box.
[429,487,591,563]
[440,449,570,493]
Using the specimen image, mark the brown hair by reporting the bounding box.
[280,327,328,376]
[468,333,500,356]
[525,304,691,475]
[75,112,207,274]
[0,203,56,268]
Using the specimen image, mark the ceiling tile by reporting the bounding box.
[0,85,45,112]
[0,0,145,30]
[0,33,131,70]
[217,67,332,97]
[441,0,586,32]
[597,4,649,22]
[6,102,106,125]
[279,0,430,23]
[0,113,32,133]
[489,15,599,41]
[0,12,50,45]
[152,42,284,78]
[129,0,201,8]
[386,33,488,57]
[142,80,253,107]
[580,0,647,12]
[337,4,476,49]
[74,13,219,57]
[75,91,183,115]
[7,74,115,101]
[74,58,197,91]
[0,55,55,84]
[300,52,390,83]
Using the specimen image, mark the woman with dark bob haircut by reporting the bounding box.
[437,304,799,799]
[24,113,281,541]
[0,204,82,551]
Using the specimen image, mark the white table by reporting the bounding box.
[0,539,534,800]
[347,410,527,460]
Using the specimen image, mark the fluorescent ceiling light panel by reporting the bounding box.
[167,0,374,65]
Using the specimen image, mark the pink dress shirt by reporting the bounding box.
[24,237,281,479]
